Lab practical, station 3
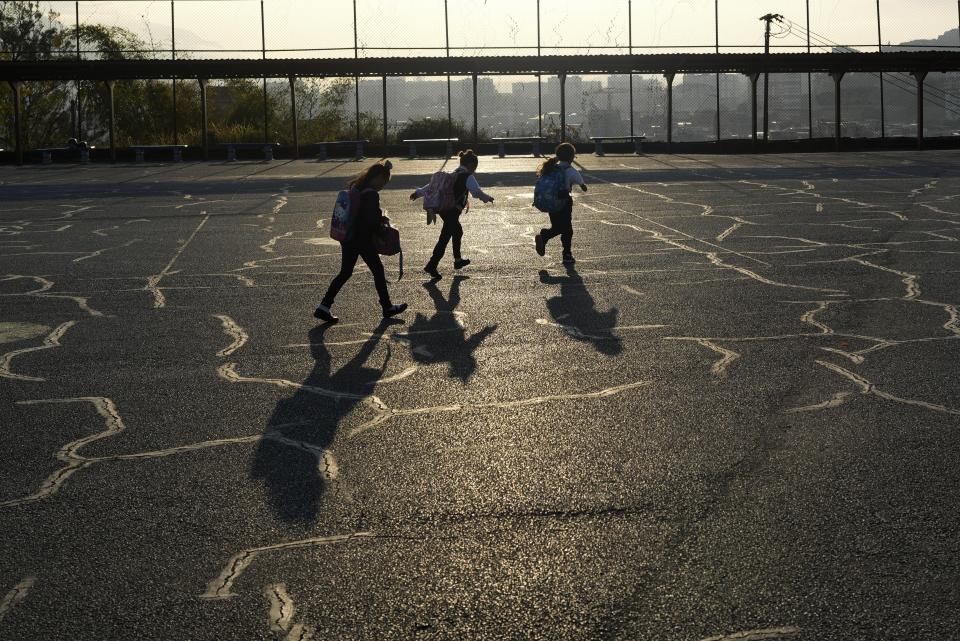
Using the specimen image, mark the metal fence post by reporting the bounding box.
[199,78,208,161]
[105,80,116,162]
[261,0,269,144]
[472,73,479,145]
[831,71,844,151]
[715,0,721,141]
[382,75,388,149]
[749,72,760,151]
[445,0,452,140]
[289,77,299,159]
[628,0,634,138]
[537,0,542,140]
[914,71,928,148]
[877,0,885,140]
[75,1,82,141]
[171,0,178,145]
[806,0,813,139]
[353,0,361,141]
[9,81,22,166]
[560,73,567,142]
[665,72,675,151]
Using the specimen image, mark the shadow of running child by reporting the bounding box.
[405,275,497,382]
[250,318,401,524]
[539,265,623,357]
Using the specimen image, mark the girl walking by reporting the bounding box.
[534,143,587,264]
[411,149,495,280]
[314,160,407,324]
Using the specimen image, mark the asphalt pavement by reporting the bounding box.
[1,151,958,641]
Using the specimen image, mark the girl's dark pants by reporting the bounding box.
[541,196,573,253]
[322,241,392,310]
[427,210,463,267]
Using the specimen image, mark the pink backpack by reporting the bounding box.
[421,171,459,213]
[330,187,373,242]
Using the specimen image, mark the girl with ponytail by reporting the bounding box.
[534,143,586,264]
[411,149,495,280]
[314,160,407,323]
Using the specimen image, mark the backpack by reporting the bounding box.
[375,219,404,281]
[533,167,568,213]
[330,188,359,242]
[421,171,459,214]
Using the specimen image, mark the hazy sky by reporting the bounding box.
[46,0,960,56]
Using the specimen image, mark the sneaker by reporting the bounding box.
[424,264,442,280]
[535,233,546,257]
[453,258,471,270]
[383,303,408,318]
[562,253,576,265]
[313,304,339,323]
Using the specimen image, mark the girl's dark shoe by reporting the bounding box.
[313,305,339,323]
[535,233,546,256]
[383,303,408,318]
[424,264,442,280]
[453,258,471,270]
[562,253,576,265]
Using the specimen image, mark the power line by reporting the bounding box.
[784,18,960,119]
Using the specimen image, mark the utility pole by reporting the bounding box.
[760,13,783,143]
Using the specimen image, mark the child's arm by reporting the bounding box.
[568,168,587,192]
[409,181,431,201]
[466,175,495,204]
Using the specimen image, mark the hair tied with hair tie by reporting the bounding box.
[382,159,393,170]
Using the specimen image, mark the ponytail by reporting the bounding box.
[537,157,560,177]
[458,149,479,167]
[537,142,576,177]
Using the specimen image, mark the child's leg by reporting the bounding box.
[427,212,456,267]
[540,212,557,242]
[559,200,574,254]
[322,244,361,307]
[451,214,464,261]
[428,226,452,266]
[359,247,392,310]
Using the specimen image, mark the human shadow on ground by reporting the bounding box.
[539,265,623,356]
[251,318,401,524]
[406,275,497,382]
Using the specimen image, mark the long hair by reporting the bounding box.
[348,159,393,190]
[537,142,576,177]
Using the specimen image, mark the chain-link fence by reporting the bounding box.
[8,0,960,60]
[4,0,960,150]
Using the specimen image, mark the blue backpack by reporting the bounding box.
[533,167,567,213]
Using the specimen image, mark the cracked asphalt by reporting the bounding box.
[1,151,959,641]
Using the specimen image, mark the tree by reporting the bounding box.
[1,1,72,148]
[0,0,63,62]
[0,1,368,151]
